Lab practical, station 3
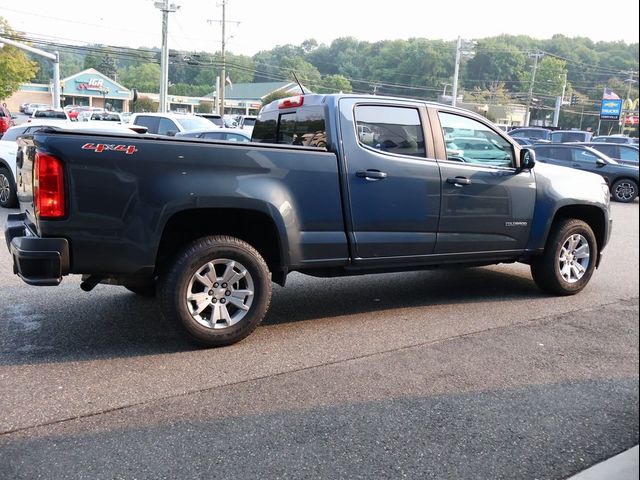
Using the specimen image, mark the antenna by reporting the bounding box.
[292,71,305,94]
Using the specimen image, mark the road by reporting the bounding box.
[0,202,638,479]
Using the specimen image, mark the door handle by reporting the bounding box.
[356,169,388,181]
[446,176,471,187]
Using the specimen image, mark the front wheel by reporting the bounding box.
[160,236,272,347]
[530,219,598,296]
[611,179,638,203]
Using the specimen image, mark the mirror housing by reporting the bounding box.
[518,148,536,171]
[166,130,178,137]
[596,158,607,167]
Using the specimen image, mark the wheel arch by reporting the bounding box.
[550,205,607,262]
[154,207,288,285]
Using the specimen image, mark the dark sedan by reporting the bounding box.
[572,142,638,166]
[531,144,639,203]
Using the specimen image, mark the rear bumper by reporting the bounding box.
[4,213,69,286]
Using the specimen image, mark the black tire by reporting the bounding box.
[611,178,638,203]
[160,235,271,347]
[0,167,18,208]
[124,282,157,297]
[530,219,598,296]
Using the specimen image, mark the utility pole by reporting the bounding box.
[154,0,180,113]
[209,1,240,117]
[451,37,476,107]
[0,35,61,108]
[552,72,568,127]
[220,0,226,116]
[451,37,462,107]
[525,50,544,126]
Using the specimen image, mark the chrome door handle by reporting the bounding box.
[446,176,471,187]
[356,170,388,181]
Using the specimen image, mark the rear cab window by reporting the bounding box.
[252,102,326,148]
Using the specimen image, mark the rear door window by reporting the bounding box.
[355,105,426,158]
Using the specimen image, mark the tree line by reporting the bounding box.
[2,14,638,129]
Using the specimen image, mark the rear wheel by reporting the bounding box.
[160,236,271,347]
[611,179,638,203]
[530,219,597,296]
[0,167,17,208]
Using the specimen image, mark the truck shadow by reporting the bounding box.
[1,267,544,365]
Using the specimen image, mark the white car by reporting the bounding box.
[130,112,213,136]
[77,111,123,123]
[28,108,70,125]
[0,124,50,207]
[24,103,51,115]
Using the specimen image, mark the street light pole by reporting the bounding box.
[0,35,61,108]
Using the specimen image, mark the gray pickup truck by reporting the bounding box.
[5,94,612,347]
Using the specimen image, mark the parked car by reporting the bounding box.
[531,144,639,202]
[0,124,50,207]
[196,113,224,127]
[238,115,257,136]
[24,103,50,115]
[511,137,544,146]
[66,106,101,121]
[175,128,251,142]
[572,142,639,166]
[131,112,213,135]
[444,136,512,166]
[29,109,70,124]
[549,130,593,143]
[591,135,638,145]
[508,127,552,142]
[0,104,16,137]
[77,111,123,122]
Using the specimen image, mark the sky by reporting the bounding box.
[1,0,639,57]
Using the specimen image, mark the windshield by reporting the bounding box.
[176,116,215,131]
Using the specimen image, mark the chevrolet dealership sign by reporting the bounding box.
[600,99,623,120]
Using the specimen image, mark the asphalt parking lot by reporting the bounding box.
[0,202,638,479]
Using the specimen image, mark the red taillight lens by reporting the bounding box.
[278,95,304,109]
[34,152,65,218]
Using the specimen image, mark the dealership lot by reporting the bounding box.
[0,202,638,479]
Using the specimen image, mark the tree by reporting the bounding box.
[261,89,293,107]
[98,54,117,79]
[0,17,39,100]
[317,74,352,93]
[129,95,156,113]
[119,63,161,92]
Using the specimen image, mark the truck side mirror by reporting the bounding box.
[519,148,536,171]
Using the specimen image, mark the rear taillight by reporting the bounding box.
[34,152,65,218]
[278,95,304,109]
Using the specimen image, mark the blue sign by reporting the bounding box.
[600,99,622,120]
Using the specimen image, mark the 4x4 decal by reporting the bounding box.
[81,143,138,155]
